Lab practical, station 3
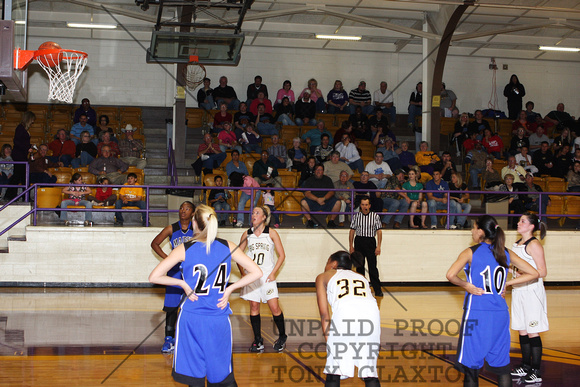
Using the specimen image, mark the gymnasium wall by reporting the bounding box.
[26,37,580,117]
[0,227,577,286]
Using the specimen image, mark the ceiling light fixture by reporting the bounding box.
[539,45,580,52]
[315,34,361,41]
[15,20,26,25]
[67,23,117,29]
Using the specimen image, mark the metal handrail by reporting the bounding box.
[167,138,178,186]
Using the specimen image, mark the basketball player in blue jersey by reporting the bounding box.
[238,206,287,352]
[510,212,548,384]
[446,215,539,387]
[149,204,262,387]
[151,201,195,353]
[316,250,381,387]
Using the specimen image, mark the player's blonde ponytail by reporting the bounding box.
[193,204,218,254]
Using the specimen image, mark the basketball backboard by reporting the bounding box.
[147,31,244,66]
[0,0,28,101]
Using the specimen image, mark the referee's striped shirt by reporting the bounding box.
[350,211,382,237]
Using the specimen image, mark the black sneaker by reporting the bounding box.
[249,338,264,353]
[327,220,337,228]
[114,220,123,227]
[511,364,531,377]
[522,369,542,383]
[306,219,315,228]
[273,335,287,352]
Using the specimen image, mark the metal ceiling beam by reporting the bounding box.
[452,22,555,42]
[222,6,317,23]
[62,0,158,23]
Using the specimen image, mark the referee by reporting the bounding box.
[349,197,384,297]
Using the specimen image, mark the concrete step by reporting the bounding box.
[145,175,171,185]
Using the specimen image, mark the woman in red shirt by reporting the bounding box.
[482,128,504,159]
[213,102,233,133]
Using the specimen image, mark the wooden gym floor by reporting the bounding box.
[0,286,578,386]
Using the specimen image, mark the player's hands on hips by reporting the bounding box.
[465,283,484,295]
[217,288,233,309]
[182,283,198,302]
[266,273,276,283]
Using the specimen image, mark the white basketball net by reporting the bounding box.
[185,62,206,90]
[37,51,88,104]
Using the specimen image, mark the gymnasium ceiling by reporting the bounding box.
[9,0,580,62]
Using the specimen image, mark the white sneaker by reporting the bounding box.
[450,225,457,229]
[235,222,244,228]
[431,225,437,229]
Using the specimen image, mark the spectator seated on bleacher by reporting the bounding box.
[334,170,354,226]
[119,124,146,170]
[519,172,549,223]
[299,78,325,113]
[73,98,97,127]
[525,101,543,126]
[218,122,242,155]
[365,152,393,189]
[249,91,273,116]
[515,146,538,175]
[88,145,129,185]
[252,150,282,187]
[274,80,295,109]
[267,134,287,170]
[353,171,383,213]
[198,133,227,171]
[463,131,479,153]
[381,169,407,229]
[449,172,471,229]
[246,75,269,107]
[408,82,422,130]
[213,102,233,134]
[234,102,255,132]
[482,128,504,159]
[326,80,349,115]
[29,144,60,185]
[213,76,240,111]
[544,103,578,135]
[254,103,278,136]
[509,126,530,156]
[465,141,487,189]
[373,123,397,155]
[97,131,120,158]
[369,109,390,140]
[71,130,98,169]
[294,90,317,126]
[378,138,402,172]
[96,115,117,144]
[60,172,93,226]
[302,121,332,156]
[398,141,417,172]
[498,174,523,229]
[452,113,470,151]
[225,150,248,187]
[324,151,353,183]
[238,124,262,154]
[333,121,355,146]
[335,134,364,173]
[0,144,14,192]
[502,156,527,184]
[553,144,572,178]
[467,110,490,137]
[349,81,374,116]
[437,151,456,182]
[482,157,503,188]
[301,164,341,229]
[48,129,75,167]
[208,175,231,227]
[314,134,333,164]
[275,97,295,126]
[299,157,317,187]
[512,110,536,136]
[70,113,94,145]
[552,127,572,155]
[415,141,440,176]
[114,173,147,227]
[532,142,556,177]
[567,161,580,192]
[528,125,550,153]
[426,170,459,229]
[197,77,214,110]
[349,106,371,141]
[88,176,117,206]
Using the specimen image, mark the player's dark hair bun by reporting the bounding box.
[329,250,353,270]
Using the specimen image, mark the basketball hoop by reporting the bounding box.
[14,42,88,104]
[184,55,206,90]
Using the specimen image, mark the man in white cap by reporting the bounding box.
[119,124,146,169]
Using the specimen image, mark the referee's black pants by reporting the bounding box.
[354,236,382,293]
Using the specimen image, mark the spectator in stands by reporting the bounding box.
[314,133,333,164]
[275,80,295,108]
[213,76,240,110]
[89,145,128,185]
[440,83,457,118]
[249,91,273,116]
[48,129,75,167]
[302,121,332,155]
[544,103,578,134]
[301,164,341,228]
[299,78,325,113]
[519,172,549,223]
[262,184,280,227]
[415,141,440,175]
[426,170,458,229]
[73,98,97,127]
[452,112,470,150]
[275,97,295,126]
[198,133,227,170]
[5,112,35,201]
[554,144,572,178]
[451,107,460,118]
[400,167,428,229]
[238,124,262,154]
[324,151,353,183]
[373,122,396,155]
[498,173,524,229]
[119,124,146,170]
[334,170,354,226]
[217,122,242,155]
[334,121,355,146]
[294,90,317,126]
[449,172,471,229]
[335,134,364,173]
[299,157,317,187]
[70,113,94,145]
[482,128,504,159]
[381,168,406,229]
[502,155,527,184]
[482,157,502,189]
[509,126,530,156]
[365,151,393,189]
[511,110,536,136]
[253,150,282,187]
[97,131,120,158]
[467,110,491,136]
[379,138,403,172]
[552,127,572,154]
[28,144,60,185]
[89,176,116,206]
[349,106,371,141]
[465,140,487,189]
[235,174,261,227]
[197,77,214,110]
[463,131,479,153]
[267,134,287,170]
[349,81,374,116]
[208,175,230,226]
[71,131,98,169]
[288,137,307,172]
[114,172,147,227]
[373,81,396,125]
[254,103,278,136]
[234,102,255,132]
[95,115,117,144]
[398,141,417,172]
[573,149,580,164]
[515,146,538,175]
[525,101,543,125]
[213,102,233,134]
[369,109,390,141]
[408,82,422,130]
[438,151,456,182]
[528,125,549,153]
[246,75,269,105]
[225,150,248,185]
[60,173,93,226]
[503,74,526,120]
[353,171,382,212]
[0,144,14,197]
[326,80,349,114]
[532,141,556,176]
[567,161,580,192]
